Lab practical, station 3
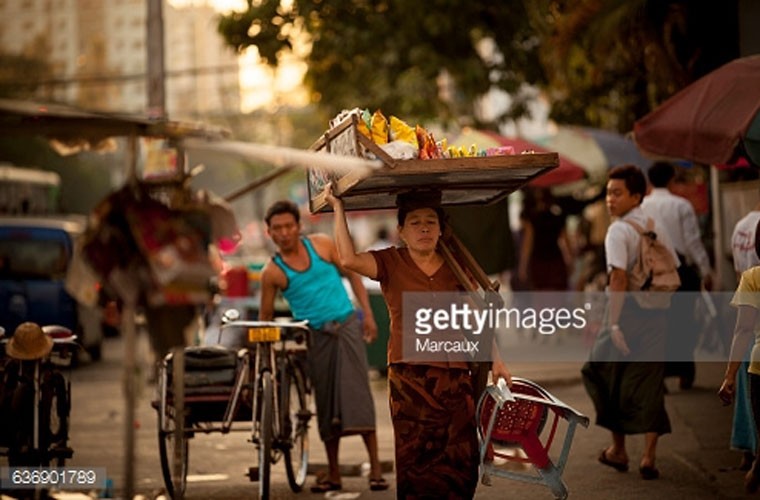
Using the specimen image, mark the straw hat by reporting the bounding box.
[7,322,53,360]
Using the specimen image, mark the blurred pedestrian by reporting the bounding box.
[516,187,571,291]
[641,161,714,389]
[258,200,388,492]
[719,222,760,492]
[582,165,675,480]
[324,185,512,499]
[728,207,760,471]
[367,226,394,251]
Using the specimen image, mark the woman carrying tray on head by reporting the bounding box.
[324,185,512,499]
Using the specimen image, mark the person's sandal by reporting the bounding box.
[369,477,389,491]
[310,478,342,493]
[598,449,629,472]
[639,465,660,480]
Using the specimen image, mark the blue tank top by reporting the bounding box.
[272,237,354,329]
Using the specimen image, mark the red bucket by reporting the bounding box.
[223,266,249,297]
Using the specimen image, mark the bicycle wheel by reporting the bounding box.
[39,370,71,466]
[7,368,35,467]
[257,370,274,500]
[158,389,189,498]
[282,366,310,492]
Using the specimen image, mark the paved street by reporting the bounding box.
[41,333,750,499]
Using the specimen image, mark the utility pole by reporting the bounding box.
[147,0,166,119]
[121,2,167,498]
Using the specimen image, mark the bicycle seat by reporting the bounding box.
[42,325,78,343]
[165,345,238,370]
[164,346,239,388]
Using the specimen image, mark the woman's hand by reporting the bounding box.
[324,182,342,210]
[491,358,513,388]
[718,377,736,406]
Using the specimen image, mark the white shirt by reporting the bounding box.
[641,187,712,277]
[605,206,678,274]
[731,210,760,273]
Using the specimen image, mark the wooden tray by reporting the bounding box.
[307,114,559,213]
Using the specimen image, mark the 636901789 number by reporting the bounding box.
[0,467,106,490]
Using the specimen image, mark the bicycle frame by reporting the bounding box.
[155,315,312,499]
[216,319,309,434]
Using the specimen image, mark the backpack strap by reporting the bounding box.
[624,219,644,234]
[624,218,657,239]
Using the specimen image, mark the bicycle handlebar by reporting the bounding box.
[221,319,310,330]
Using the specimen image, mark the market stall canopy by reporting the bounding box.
[535,126,650,178]
[449,128,586,188]
[0,98,230,152]
[582,127,651,170]
[633,55,760,166]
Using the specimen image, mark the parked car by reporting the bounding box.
[0,215,103,361]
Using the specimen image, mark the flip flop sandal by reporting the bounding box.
[639,465,660,480]
[369,477,390,491]
[598,449,629,472]
[310,479,342,493]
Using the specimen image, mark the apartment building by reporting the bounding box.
[0,0,241,119]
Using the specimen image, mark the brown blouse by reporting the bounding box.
[370,246,469,369]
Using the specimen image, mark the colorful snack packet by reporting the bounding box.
[389,116,417,147]
[370,110,389,144]
[356,109,372,139]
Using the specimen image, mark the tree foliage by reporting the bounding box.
[218,0,740,132]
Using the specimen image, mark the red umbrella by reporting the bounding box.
[450,129,586,187]
[634,55,760,166]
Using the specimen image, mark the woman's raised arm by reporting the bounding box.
[324,183,378,279]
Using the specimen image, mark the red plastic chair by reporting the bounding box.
[477,377,589,499]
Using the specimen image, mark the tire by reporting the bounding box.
[87,342,103,362]
[7,369,35,467]
[158,395,189,499]
[258,371,274,500]
[282,366,309,492]
[39,370,70,466]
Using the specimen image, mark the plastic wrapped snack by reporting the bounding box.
[357,109,372,139]
[380,140,418,160]
[370,110,389,144]
[389,116,418,147]
[415,125,441,159]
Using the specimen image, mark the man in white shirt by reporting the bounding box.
[583,164,675,480]
[733,206,760,274]
[641,161,714,389]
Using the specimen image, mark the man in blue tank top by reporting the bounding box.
[259,200,389,493]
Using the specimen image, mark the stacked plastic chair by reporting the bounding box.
[477,377,589,499]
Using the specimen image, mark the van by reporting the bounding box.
[0,215,103,361]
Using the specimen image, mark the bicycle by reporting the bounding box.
[0,323,78,469]
[154,309,312,499]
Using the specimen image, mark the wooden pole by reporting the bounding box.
[224,167,295,203]
[122,134,138,500]
[146,0,166,119]
[438,224,499,398]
